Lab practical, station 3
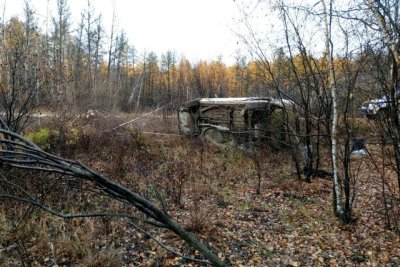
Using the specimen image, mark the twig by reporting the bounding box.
[0,118,226,266]
[131,223,213,265]
[0,194,166,228]
[102,103,172,133]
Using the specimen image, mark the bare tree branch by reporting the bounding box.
[131,223,213,265]
[0,117,226,266]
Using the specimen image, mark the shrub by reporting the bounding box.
[68,128,80,145]
[26,127,51,149]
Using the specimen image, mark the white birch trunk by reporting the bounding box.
[322,0,343,216]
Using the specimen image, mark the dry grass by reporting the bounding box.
[1,113,400,266]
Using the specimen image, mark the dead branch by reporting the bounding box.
[0,120,226,266]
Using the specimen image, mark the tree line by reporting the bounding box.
[1,0,388,127]
[1,0,254,120]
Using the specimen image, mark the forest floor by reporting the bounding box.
[0,110,399,266]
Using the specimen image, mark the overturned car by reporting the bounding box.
[361,96,390,119]
[178,97,294,147]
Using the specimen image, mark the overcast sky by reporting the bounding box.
[1,0,242,65]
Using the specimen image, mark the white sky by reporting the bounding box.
[1,0,243,65]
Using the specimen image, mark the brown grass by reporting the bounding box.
[1,113,400,266]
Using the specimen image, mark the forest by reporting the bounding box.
[0,0,400,266]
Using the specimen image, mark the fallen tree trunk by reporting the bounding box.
[0,121,226,266]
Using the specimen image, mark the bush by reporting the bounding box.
[26,127,51,149]
[68,128,80,145]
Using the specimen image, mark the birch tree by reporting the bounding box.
[107,0,117,84]
[93,17,103,93]
[322,0,344,219]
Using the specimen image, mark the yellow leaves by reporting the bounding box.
[4,18,26,50]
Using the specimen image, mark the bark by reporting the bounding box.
[322,0,344,217]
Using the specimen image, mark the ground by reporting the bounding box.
[0,110,399,266]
